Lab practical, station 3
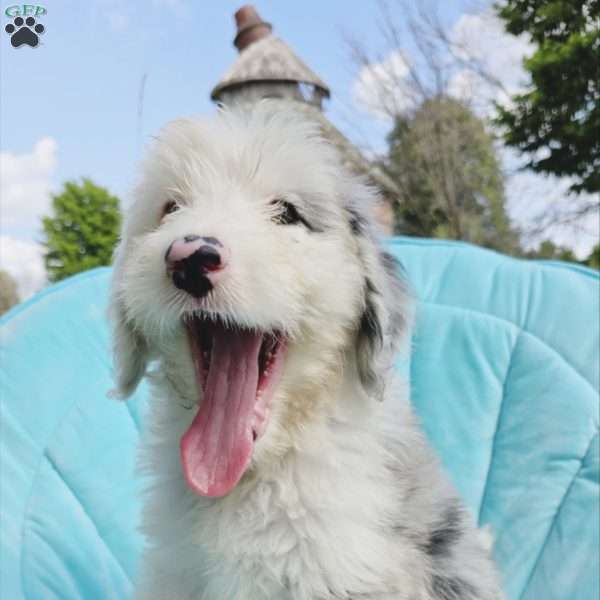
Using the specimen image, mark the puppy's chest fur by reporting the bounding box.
[193,464,405,599]
[136,395,425,600]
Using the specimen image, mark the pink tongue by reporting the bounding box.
[181,326,262,497]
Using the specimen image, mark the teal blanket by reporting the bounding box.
[1,238,598,599]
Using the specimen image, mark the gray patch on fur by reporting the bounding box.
[424,502,464,558]
[347,207,368,236]
[355,248,411,399]
[379,251,410,344]
[380,250,406,279]
[357,287,384,390]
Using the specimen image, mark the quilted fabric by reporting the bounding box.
[1,238,598,600]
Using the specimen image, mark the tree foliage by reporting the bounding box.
[584,243,600,269]
[495,0,600,194]
[384,96,520,253]
[42,179,122,282]
[0,270,19,315]
[525,240,599,269]
[525,239,577,261]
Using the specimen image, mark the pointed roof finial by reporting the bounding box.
[233,5,272,52]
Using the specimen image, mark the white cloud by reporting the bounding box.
[0,137,57,239]
[352,50,414,121]
[351,12,533,122]
[351,11,533,121]
[447,10,534,116]
[0,235,46,300]
[0,138,56,298]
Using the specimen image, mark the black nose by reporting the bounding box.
[166,236,225,298]
[193,244,222,270]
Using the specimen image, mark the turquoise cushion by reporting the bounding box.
[1,238,598,599]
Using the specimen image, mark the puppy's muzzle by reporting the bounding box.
[165,235,229,298]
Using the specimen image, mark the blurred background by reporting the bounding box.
[1,0,598,313]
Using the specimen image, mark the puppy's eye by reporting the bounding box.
[271,200,304,226]
[162,200,180,219]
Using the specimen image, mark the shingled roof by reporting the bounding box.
[211,34,331,102]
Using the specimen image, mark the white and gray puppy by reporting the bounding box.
[110,103,503,600]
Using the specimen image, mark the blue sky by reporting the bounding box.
[1,0,596,297]
[1,0,476,197]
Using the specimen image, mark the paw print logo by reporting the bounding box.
[5,16,45,48]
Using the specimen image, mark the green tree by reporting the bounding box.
[526,240,600,270]
[42,179,122,282]
[495,0,600,194]
[384,96,520,253]
[526,239,578,262]
[0,270,19,315]
[584,243,600,269]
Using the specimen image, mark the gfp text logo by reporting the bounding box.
[5,5,46,17]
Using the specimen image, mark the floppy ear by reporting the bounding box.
[108,299,148,399]
[108,247,149,399]
[348,207,412,400]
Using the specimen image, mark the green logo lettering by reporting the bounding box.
[5,5,20,17]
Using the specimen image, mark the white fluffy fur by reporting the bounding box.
[110,103,504,599]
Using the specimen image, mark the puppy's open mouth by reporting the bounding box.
[180,315,286,497]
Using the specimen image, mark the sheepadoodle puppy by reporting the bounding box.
[109,103,503,600]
